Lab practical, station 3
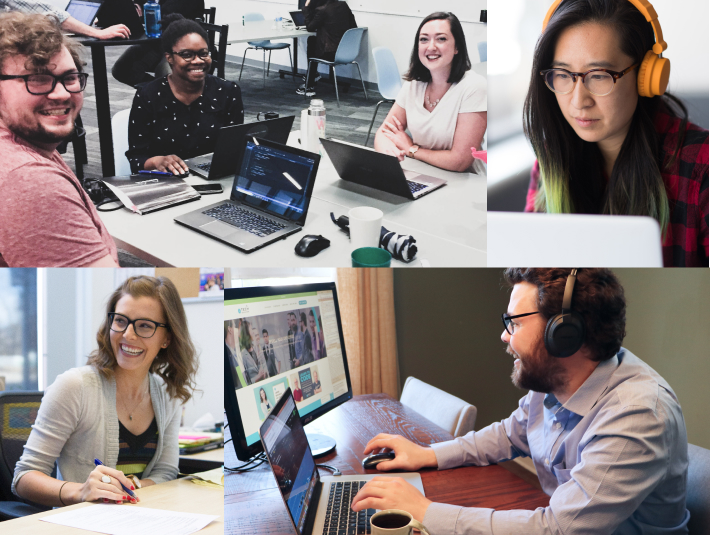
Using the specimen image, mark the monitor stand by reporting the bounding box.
[306,432,336,457]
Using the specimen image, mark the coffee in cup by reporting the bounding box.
[370,509,430,535]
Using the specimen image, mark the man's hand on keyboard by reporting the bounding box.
[350,477,432,523]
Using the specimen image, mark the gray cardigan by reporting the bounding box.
[12,366,181,496]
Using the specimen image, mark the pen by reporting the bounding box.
[139,170,173,176]
[94,459,137,499]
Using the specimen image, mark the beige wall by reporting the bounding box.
[393,269,710,449]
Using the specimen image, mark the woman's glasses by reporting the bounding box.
[540,64,637,96]
[108,312,168,338]
[170,49,211,61]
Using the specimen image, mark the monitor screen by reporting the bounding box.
[224,282,353,461]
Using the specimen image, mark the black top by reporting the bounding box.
[126,74,244,172]
[116,417,159,480]
[304,0,357,56]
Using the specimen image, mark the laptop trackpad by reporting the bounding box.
[200,220,238,238]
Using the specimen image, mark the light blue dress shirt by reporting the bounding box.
[424,348,690,534]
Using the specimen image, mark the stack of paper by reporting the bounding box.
[179,431,223,454]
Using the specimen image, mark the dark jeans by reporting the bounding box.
[112,43,171,88]
[306,36,335,87]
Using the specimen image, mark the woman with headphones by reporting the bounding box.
[524,0,708,267]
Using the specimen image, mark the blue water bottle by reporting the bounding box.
[143,1,162,38]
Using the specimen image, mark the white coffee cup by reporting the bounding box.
[348,206,383,251]
[370,509,431,535]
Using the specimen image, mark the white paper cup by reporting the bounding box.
[349,206,383,251]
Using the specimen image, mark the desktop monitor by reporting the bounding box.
[224,282,353,461]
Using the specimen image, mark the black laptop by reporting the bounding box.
[320,138,447,200]
[184,116,295,180]
[259,388,425,535]
[174,138,320,253]
[289,10,307,29]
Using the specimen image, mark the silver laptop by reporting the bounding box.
[320,138,446,200]
[260,388,425,535]
[174,138,320,253]
[487,212,663,267]
[65,0,102,26]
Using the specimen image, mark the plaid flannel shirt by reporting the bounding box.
[0,0,69,23]
[525,109,709,267]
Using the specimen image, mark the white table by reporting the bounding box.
[100,135,487,267]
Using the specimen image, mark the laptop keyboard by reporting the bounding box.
[203,204,286,237]
[406,180,427,194]
[323,481,376,535]
[195,162,211,171]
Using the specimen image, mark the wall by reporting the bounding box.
[393,269,710,449]
[212,0,486,84]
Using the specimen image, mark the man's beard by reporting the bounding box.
[0,106,77,146]
[507,336,566,394]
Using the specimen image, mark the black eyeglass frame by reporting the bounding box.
[501,311,540,336]
[169,49,211,61]
[107,312,169,339]
[0,72,89,95]
[539,63,638,96]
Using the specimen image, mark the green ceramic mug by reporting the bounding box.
[352,247,392,267]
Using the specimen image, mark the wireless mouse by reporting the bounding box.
[295,235,331,257]
[362,451,396,470]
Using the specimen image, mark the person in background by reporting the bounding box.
[292,376,303,402]
[126,17,244,175]
[262,329,280,376]
[239,320,267,385]
[298,0,356,96]
[225,320,242,389]
[13,276,198,507]
[312,370,322,394]
[287,312,299,369]
[374,12,487,173]
[0,13,119,267]
[303,309,325,361]
[259,388,271,419]
[293,312,307,367]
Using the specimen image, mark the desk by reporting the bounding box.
[99,136,486,266]
[179,446,224,474]
[2,477,223,534]
[224,394,550,534]
[79,36,160,177]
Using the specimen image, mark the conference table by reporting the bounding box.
[99,134,487,267]
[225,393,550,534]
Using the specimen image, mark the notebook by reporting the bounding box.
[260,388,425,535]
[174,138,320,253]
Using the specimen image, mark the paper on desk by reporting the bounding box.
[40,504,218,535]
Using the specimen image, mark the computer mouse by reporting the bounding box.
[362,451,395,470]
[295,235,331,257]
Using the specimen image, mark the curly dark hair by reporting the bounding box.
[161,16,209,55]
[503,268,626,361]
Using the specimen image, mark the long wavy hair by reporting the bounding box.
[87,276,198,404]
[523,0,687,233]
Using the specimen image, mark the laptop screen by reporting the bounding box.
[66,0,101,25]
[261,389,319,535]
[231,141,318,225]
[290,10,306,26]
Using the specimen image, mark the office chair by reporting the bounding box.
[0,391,52,520]
[477,41,487,62]
[201,6,216,24]
[305,27,368,107]
[238,13,294,88]
[400,377,476,438]
[194,21,229,80]
[111,109,132,176]
[687,443,710,535]
[365,46,402,146]
[56,115,87,181]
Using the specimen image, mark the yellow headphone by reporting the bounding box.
[542,0,670,97]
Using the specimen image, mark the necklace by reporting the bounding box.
[425,92,440,109]
[118,380,149,421]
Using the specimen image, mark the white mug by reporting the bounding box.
[348,206,383,251]
[370,509,431,535]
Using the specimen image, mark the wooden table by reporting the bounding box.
[225,394,550,534]
[2,477,223,534]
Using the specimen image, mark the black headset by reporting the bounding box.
[544,269,585,358]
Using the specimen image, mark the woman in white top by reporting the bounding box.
[374,12,487,172]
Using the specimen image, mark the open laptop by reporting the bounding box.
[320,138,447,200]
[260,388,425,535]
[65,0,103,26]
[174,138,320,253]
[289,10,307,29]
[185,116,295,180]
[487,212,663,267]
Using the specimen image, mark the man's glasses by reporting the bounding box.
[108,312,168,339]
[0,72,89,95]
[540,63,637,96]
[501,311,540,336]
[170,49,211,61]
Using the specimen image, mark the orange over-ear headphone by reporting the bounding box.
[542,0,670,97]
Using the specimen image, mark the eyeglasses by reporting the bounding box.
[0,72,89,95]
[108,312,168,339]
[170,49,211,61]
[501,311,540,336]
[540,63,637,97]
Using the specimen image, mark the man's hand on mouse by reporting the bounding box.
[351,476,432,523]
[362,433,438,472]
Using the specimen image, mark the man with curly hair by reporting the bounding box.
[0,12,118,266]
[352,268,689,534]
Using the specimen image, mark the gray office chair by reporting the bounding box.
[400,377,476,438]
[687,443,710,535]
